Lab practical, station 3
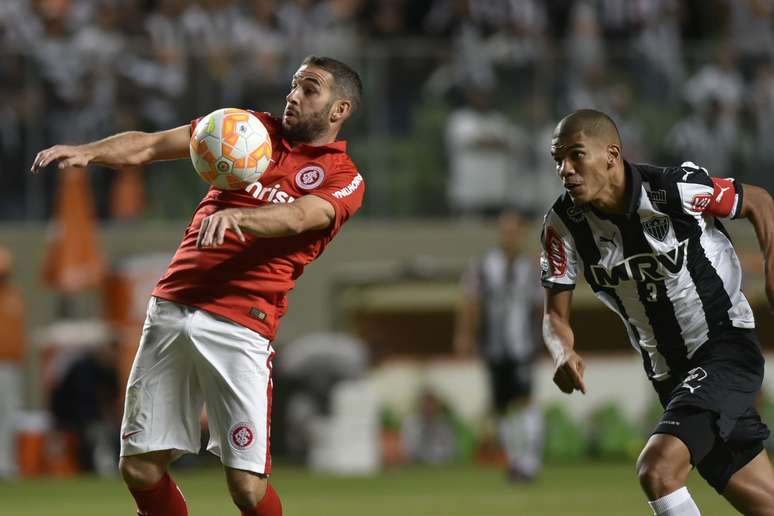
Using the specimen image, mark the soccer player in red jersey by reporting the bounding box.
[31,56,364,516]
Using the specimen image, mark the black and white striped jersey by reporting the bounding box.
[540,160,754,381]
[462,250,540,363]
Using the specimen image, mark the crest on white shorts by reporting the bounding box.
[229,422,256,450]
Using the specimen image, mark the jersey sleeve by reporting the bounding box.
[674,161,744,219]
[539,211,579,290]
[308,159,365,231]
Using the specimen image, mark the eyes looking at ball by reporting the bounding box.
[551,132,621,207]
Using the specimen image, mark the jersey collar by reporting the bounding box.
[279,138,348,155]
[622,160,642,218]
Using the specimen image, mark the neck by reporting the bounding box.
[290,127,340,148]
[591,163,627,215]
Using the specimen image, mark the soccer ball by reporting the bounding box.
[189,108,272,190]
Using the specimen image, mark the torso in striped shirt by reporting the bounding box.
[540,160,754,381]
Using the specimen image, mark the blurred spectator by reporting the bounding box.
[445,84,528,217]
[0,248,25,478]
[749,61,774,192]
[629,0,685,102]
[724,0,774,81]
[130,0,187,129]
[521,95,564,212]
[50,338,120,475]
[234,0,287,112]
[454,208,543,482]
[665,96,739,177]
[401,389,458,465]
[684,43,744,117]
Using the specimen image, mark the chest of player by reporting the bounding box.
[240,152,333,205]
[582,209,689,288]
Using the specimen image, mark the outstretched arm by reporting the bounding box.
[196,194,336,247]
[738,183,774,309]
[31,125,191,172]
[543,287,586,394]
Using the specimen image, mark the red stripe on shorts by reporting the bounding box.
[264,349,275,474]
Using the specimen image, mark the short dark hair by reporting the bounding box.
[556,109,622,147]
[302,55,363,113]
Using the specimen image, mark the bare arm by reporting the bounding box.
[196,194,336,247]
[453,293,480,357]
[543,287,586,394]
[31,125,191,172]
[738,183,774,309]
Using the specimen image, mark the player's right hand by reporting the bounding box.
[553,350,587,394]
[30,145,92,174]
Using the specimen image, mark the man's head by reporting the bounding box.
[282,56,362,145]
[550,109,624,207]
[497,208,530,258]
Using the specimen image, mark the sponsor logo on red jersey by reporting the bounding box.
[545,227,567,276]
[295,165,325,189]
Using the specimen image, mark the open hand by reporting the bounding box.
[31,145,93,174]
[196,209,246,248]
[553,350,587,394]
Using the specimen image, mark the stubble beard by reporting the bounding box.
[282,105,331,144]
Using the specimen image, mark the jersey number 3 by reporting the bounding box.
[645,283,658,302]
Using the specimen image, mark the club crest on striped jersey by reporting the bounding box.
[643,216,670,242]
[229,422,255,450]
[295,165,325,189]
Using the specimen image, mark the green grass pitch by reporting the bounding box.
[0,462,736,515]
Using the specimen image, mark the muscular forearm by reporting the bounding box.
[233,204,314,237]
[543,313,575,363]
[83,131,159,167]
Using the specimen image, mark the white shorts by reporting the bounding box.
[120,297,275,474]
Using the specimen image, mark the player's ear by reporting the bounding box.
[607,144,621,165]
[330,99,352,123]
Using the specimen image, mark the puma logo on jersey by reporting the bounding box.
[715,186,731,203]
[590,240,687,287]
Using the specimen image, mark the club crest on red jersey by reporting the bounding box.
[295,165,325,189]
[229,422,255,450]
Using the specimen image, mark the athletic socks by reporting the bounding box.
[241,483,283,516]
[648,487,701,515]
[500,404,544,478]
[128,473,188,516]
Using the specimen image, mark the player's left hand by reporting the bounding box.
[197,209,246,248]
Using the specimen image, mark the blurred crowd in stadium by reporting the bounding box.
[3,0,774,219]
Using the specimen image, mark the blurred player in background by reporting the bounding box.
[541,109,774,515]
[455,208,544,482]
[0,247,25,479]
[31,56,364,516]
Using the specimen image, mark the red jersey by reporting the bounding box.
[152,111,365,340]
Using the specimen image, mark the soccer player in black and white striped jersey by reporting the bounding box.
[540,109,774,515]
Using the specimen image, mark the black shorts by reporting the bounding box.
[651,328,770,492]
[486,358,533,414]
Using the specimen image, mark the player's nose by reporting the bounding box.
[557,158,574,178]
